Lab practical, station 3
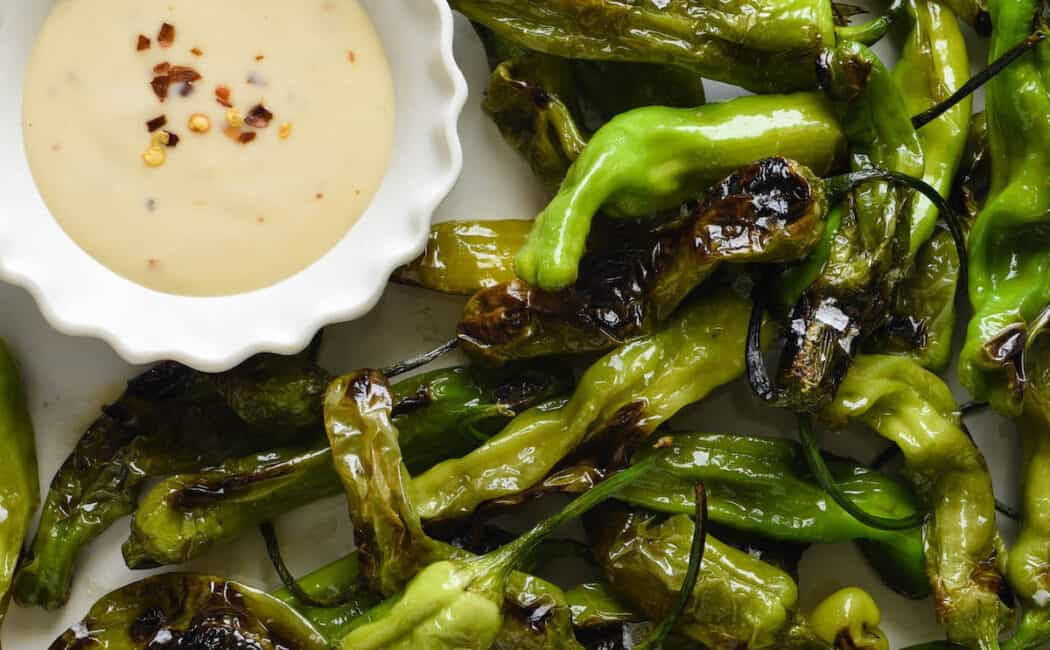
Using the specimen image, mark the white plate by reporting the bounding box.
[0,10,1020,650]
[0,0,467,372]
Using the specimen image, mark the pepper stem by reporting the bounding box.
[911,30,1047,130]
[487,456,658,573]
[634,483,708,649]
[745,294,779,404]
[799,416,926,531]
[834,0,904,45]
[380,338,459,378]
[260,521,364,608]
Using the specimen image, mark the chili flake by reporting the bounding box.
[151,75,171,102]
[137,35,151,51]
[153,62,171,75]
[245,104,274,128]
[215,85,233,107]
[146,115,167,132]
[158,23,176,48]
[168,66,202,83]
[191,47,203,57]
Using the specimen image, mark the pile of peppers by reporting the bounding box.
[11,0,1050,647]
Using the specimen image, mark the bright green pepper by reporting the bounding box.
[0,340,37,644]
[413,288,755,522]
[822,355,1011,649]
[960,0,1050,415]
[460,158,828,363]
[619,432,929,598]
[514,93,848,290]
[50,573,328,649]
[587,506,886,648]
[123,365,569,568]
[774,40,925,412]
[450,0,835,94]
[810,588,890,650]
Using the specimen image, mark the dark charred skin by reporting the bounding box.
[50,574,325,650]
[978,324,1028,404]
[459,158,827,364]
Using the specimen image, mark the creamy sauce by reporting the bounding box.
[23,0,395,296]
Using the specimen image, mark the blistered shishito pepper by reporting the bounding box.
[823,355,1011,648]
[879,113,986,369]
[620,433,929,598]
[123,365,569,568]
[15,353,327,610]
[0,340,37,643]
[451,0,835,93]
[513,94,847,291]
[413,289,754,522]
[587,506,888,648]
[51,574,328,649]
[960,0,1050,415]
[459,158,827,363]
[772,40,925,412]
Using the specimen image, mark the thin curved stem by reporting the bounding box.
[746,294,778,403]
[635,483,708,650]
[799,416,926,531]
[260,522,363,609]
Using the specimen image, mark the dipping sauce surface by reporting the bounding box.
[23,0,395,296]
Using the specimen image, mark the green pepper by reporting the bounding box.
[393,220,533,296]
[960,0,1050,415]
[822,355,1011,648]
[123,364,569,568]
[514,93,847,291]
[878,113,986,370]
[460,158,828,363]
[0,340,37,643]
[618,432,929,598]
[772,40,925,412]
[414,288,755,522]
[50,573,328,649]
[586,505,886,648]
[14,353,327,610]
[272,553,379,644]
[450,0,835,94]
[1002,333,1050,650]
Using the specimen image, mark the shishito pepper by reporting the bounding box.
[771,40,926,412]
[587,505,889,648]
[960,0,1050,415]
[413,288,754,522]
[459,158,828,363]
[620,432,929,598]
[513,93,847,291]
[122,364,569,568]
[822,355,1011,649]
[451,0,836,94]
[0,340,37,645]
[50,573,329,649]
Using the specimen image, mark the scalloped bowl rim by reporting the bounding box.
[0,0,467,371]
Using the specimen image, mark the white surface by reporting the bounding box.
[0,11,1021,650]
[0,0,467,372]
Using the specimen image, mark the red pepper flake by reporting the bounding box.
[151,75,171,102]
[163,131,180,148]
[215,85,233,107]
[146,115,168,132]
[255,54,265,61]
[191,47,203,57]
[137,35,151,51]
[158,23,176,48]
[168,66,202,83]
[153,62,171,75]
[315,193,325,200]
[257,216,266,223]
[348,50,356,63]
[224,127,257,144]
[244,104,274,128]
